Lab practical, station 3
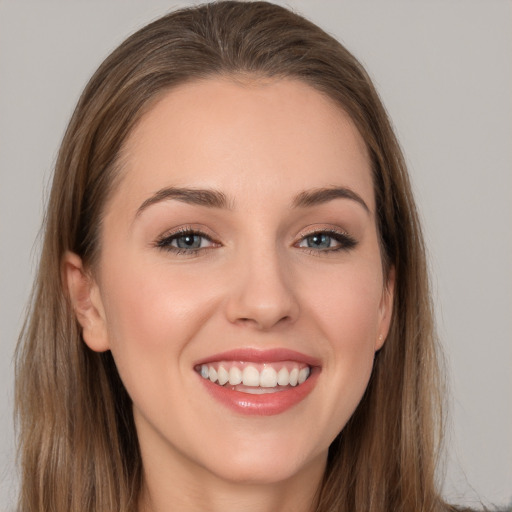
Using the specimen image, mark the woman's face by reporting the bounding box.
[72,77,393,486]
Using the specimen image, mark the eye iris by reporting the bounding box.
[307,233,331,249]
[176,234,201,249]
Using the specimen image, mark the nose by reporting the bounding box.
[225,248,300,331]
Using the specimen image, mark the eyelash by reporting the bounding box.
[155,227,358,256]
[295,228,358,254]
[155,227,218,256]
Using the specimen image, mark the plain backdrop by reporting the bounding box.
[0,1,511,510]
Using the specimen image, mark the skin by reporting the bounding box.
[65,77,394,512]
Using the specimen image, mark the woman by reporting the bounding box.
[14,2,471,511]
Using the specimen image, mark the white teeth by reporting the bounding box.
[298,367,310,384]
[229,366,242,385]
[217,365,229,385]
[242,387,278,395]
[277,367,289,386]
[199,362,311,389]
[289,368,299,386]
[208,366,217,383]
[242,366,260,386]
[259,366,278,387]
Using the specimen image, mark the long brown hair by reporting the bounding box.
[16,2,449,511]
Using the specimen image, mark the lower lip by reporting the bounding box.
[198,369,319,416]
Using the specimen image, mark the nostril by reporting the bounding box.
[235,314,293,330]
[224,269,300,329]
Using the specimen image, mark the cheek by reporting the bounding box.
[99,258,220,379]
[303,260,384,346]
[299,260,383,421]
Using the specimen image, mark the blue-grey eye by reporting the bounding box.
[297,230,357,252]
[299,233,337,249]
[173,233,203,249]
[156,230,215,252]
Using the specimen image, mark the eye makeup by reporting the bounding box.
[155,227,220,256]
[154,224,358,258]
[294,227,357,254]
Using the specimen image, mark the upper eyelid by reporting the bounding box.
[294,227,358,249]
[163,231,214,243]
[155,230,219,256]
[154,225,356,247]
[158,226,217,241]
[295,227,350,240]
[154,229,216,252]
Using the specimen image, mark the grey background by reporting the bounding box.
[1,1,511,510]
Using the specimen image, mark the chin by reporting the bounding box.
[196,437,327,486]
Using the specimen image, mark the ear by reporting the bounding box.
[375,265,395,351]
[62,251,110,352]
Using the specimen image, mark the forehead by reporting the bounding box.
[110,77,373,215]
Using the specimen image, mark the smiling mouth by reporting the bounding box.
[195,361,311,394]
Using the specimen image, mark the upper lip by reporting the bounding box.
[194,348,321,367]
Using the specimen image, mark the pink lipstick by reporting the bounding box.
[194,348,320,416]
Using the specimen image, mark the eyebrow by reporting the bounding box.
[135,185,370,218]
[291,186,370,213]
[136,187,230,217]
